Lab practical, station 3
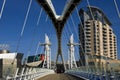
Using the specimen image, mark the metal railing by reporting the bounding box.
[65,67,120,80]
[6,68,54,80]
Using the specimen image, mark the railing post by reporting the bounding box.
[23,68,29,80]
[32,68,36,80]
[29,67,33,79]
[19,68,25,80]
[14,68,19,80]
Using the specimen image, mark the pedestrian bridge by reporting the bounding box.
[0,0,120,80]
[5,67,120,80]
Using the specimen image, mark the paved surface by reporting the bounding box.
[37,73,84,80]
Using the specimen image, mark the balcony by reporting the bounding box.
[103,46,107,49]
[102,27,107,30]
[86,50,91,52]
[86,48,91,51]
[86,30,91,33]
[86,52,91,55]
[85,24,91,27]
[86,43,91,45]
[86,38,91,41]
[86,20,91,23]
[110,43,113,46]
[86,34,91,37]
[103,41,107,43]
[103,30,107,33]
[110,56,113,57]
[109,37,112,40]
[109,32,112,34]
[104,50,108,53]
[103,37,107,40]
[103,35,107,37]
[103,44,107,46]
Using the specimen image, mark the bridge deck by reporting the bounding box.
[37,73,84,80]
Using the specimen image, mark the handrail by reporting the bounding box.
[6,68,54,80]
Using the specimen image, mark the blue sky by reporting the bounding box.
[0,0,120,61]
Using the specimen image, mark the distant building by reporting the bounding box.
[0,50,23,78]
[78,6,117,71]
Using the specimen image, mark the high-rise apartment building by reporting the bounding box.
[78,6,117,69]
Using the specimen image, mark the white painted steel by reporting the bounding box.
[6,68,54,80]
[68,34,80,69]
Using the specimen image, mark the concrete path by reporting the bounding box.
[37,73,84,80]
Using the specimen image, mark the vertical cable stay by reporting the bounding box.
[32,42,40,62]
[20,0,33,37]
[75,7,81,22]
[64,26,69,39]
[86,0,95,21]
[61,26,69,69]
[14,8,44,75]
[37,8,43,25]
[114,0,120,18]
[75,7,84,30]
[0,0,6,19]
[69,11,84,68]
[25,8,43,56]
[70,14,79,39]
[66,22,82,65]
[70,14,82,63]
[64,27,70,64]
[15,0,33,61]
[16,0,33,52]
[25,8,43,64]
[67,21,72,34]
[5,0,33,77]
[75,6,91,70]
[68,14,82,68]
[35,42,40,54]
[62,28,69,62]
[45,15,48,22]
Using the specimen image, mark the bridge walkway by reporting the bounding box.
[37,73,84,80]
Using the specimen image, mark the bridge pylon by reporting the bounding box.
[40,34,51,69]
[37,0,81,71]
[67,34,80,69]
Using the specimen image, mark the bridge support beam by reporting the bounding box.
[68,34,80,69]
[37,0,81,70]
[40,34,51,69]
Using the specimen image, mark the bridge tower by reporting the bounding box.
[68,34,80,69]
[37,0,81,70]
[40,34,51,69]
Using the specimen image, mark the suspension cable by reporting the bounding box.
[0,0,6,19]
[32,41,40,63]
[67,21,72,34]
[16,0,33,52]
[28,10,52,68]
[5,0,33,77]
[69,14,84,67]
[10,0,33,65]
[113,0,120,18]
[75,7,86,67]
[25,8,43,65]
[66,20,82,68]
[37,8,43,25]
[62,26,69,62]
[45,15,48,22]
